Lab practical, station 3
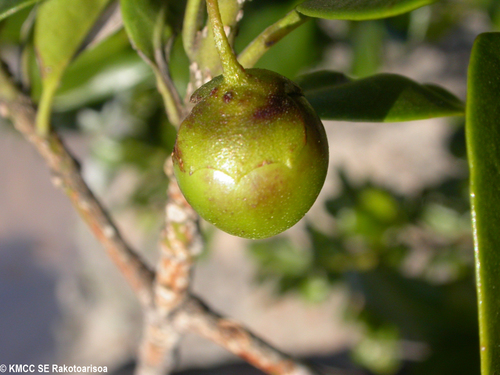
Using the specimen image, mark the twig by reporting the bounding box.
[0,69,155,308]
[152,7,185,127]
[153,57,185,127]
[174,296,324,375]
[237,9,310,69]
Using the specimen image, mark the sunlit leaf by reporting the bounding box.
[296,0,438,20]
[466,31,500,375]
[0,0,38,21]
[34,0,111,134]
[295,71,464,122]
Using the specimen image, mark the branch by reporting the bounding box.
[155,160,202,313]
[237,9,309,69]
[175,296,324,375]
[1,66,325,375]
[135,311,181,375]
[135,160,202,375]
[0,68,155,308]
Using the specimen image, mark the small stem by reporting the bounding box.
[152,8,184,126]
[0,67,20,101]
[238,9,310,69]
[153,52,184,126]
[206,0,248,85]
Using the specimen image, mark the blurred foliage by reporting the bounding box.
[251,132,477,373]
[0,0,490,373]
[350,20,385,77]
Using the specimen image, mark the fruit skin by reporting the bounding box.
[173,68,329,239]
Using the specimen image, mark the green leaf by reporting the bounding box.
[295,70,350,91]
[295,71,464,122]
[296,0,438,20]
[34,0,111,134]
[0,0,38,21]
[120,0,171,63]
[466,32,500,375]
[53,31,151,111]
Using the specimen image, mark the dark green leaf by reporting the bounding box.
[0,5,33,43]
[34,0,111,133]
[423,83,465,109]
[466,31,500,375]
[296,0,438,20]
[296,71,464,122]
[0,0,38,21]
[295,70,350,92]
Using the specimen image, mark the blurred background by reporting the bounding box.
[1,0,499,374]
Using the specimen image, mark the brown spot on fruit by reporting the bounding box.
[223,91,234,103]
[253,94,289,120]
[190,93,203,103]
[255,160,272,168]
[172,143,185,172]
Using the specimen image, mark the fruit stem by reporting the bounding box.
[206,0,248,85]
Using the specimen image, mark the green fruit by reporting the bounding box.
[173,68,328,239]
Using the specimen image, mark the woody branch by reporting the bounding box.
[0,66,322,375]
